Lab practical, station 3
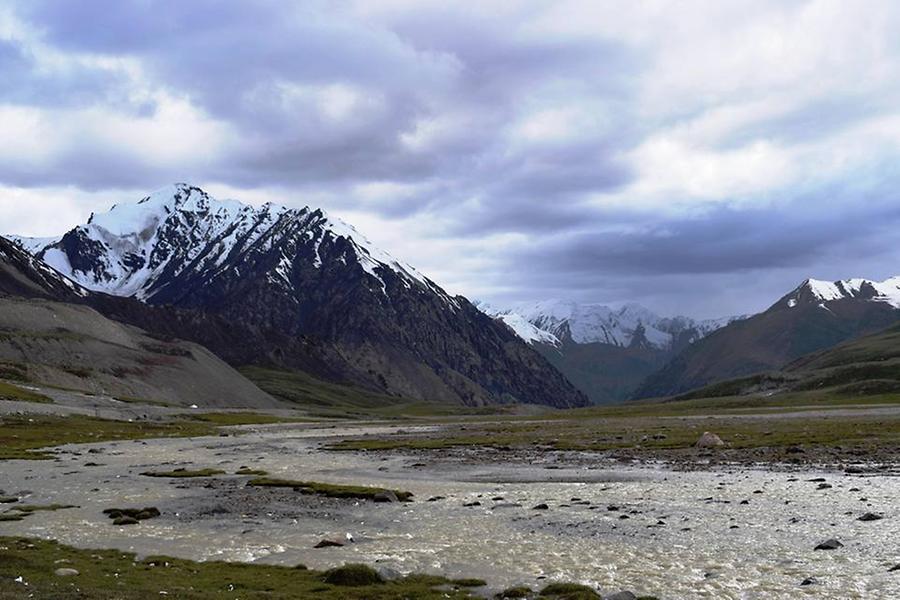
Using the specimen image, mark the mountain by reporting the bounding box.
[481,300,741,403]
[0,236,277,408]
[0,236,87,300]
[633,277,900,399]
[13,184,586,408]
[673,319,900,403]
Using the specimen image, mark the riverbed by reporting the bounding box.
[1,422,897,598]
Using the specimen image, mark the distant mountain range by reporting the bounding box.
[9,184,586,408]
[483,276,900,404]
[479,300,745,403]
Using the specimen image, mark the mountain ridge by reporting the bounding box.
[12,184,587,408]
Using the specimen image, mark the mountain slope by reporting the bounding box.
[633,277,900,399]
[0,236,278,408]
[16,184,586,408]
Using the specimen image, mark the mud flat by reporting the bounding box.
[0,420,898,599]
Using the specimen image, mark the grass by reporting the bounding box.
[240,367,513,419]
[0,536,482,599]
[1,504,77,522]
[0,381,52,404]
[539,582,601,598]
[326,406,900,457]
[235,467,269,476]
[246,477,413,501]
[185,411,308,426]
[0,414,215,460]
[140,468,225,478]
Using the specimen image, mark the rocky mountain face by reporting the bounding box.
[481,300,741,404]
[14,184,586,408]
[632,277,900,399]
[0,236,87,300]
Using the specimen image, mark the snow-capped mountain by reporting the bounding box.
[12,184,586,408]
[13,184,454,307]
[483,299,742,351]
[634,275,900,400]
[782,277,900,309]
[476,299,744,404]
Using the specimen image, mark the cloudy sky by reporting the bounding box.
[1,1,899,318]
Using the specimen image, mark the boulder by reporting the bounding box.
[373,491,399,503]
[112,516,139,526]
[605,592,637,600]
[814,539,843,551]
[314,539,344,549]
[695,432,725,448]
[54,568,79,577]
[532,503,550,510]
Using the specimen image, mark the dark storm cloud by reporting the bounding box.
[510,180,900,290]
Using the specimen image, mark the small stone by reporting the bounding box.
[463,501,481,507]
[817,483,833,490]
[800,577,818,586]
[814,539,843,551]
[427,496,445,502]
[888,564,900,573]
[54,568,79,577]
[532,503,549,510]
[858,513,884,522]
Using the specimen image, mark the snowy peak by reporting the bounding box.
[782,276,900,309]
[17,184,452,306]
[481,300,742,350]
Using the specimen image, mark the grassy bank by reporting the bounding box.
[0,381,52,404]
[0,536,479,599]
[0,414,215,460]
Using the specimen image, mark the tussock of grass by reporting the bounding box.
[247,477,413,501]
[539,582,601,598]
[9,504,77,513]
[141,468,225,478]
[322,564,385,586]
[0,536,480,599]
[0,381,51,404]
[496,586,533,598]
[0,414,215,461]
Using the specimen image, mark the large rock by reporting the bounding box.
[54,568,79,577]
[695,432,725,448]
[373,491,399,503]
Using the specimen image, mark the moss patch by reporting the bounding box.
[539,583,601,598]
[0,536,479,599]
[140,468,226,478]
[246,477,413,501]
